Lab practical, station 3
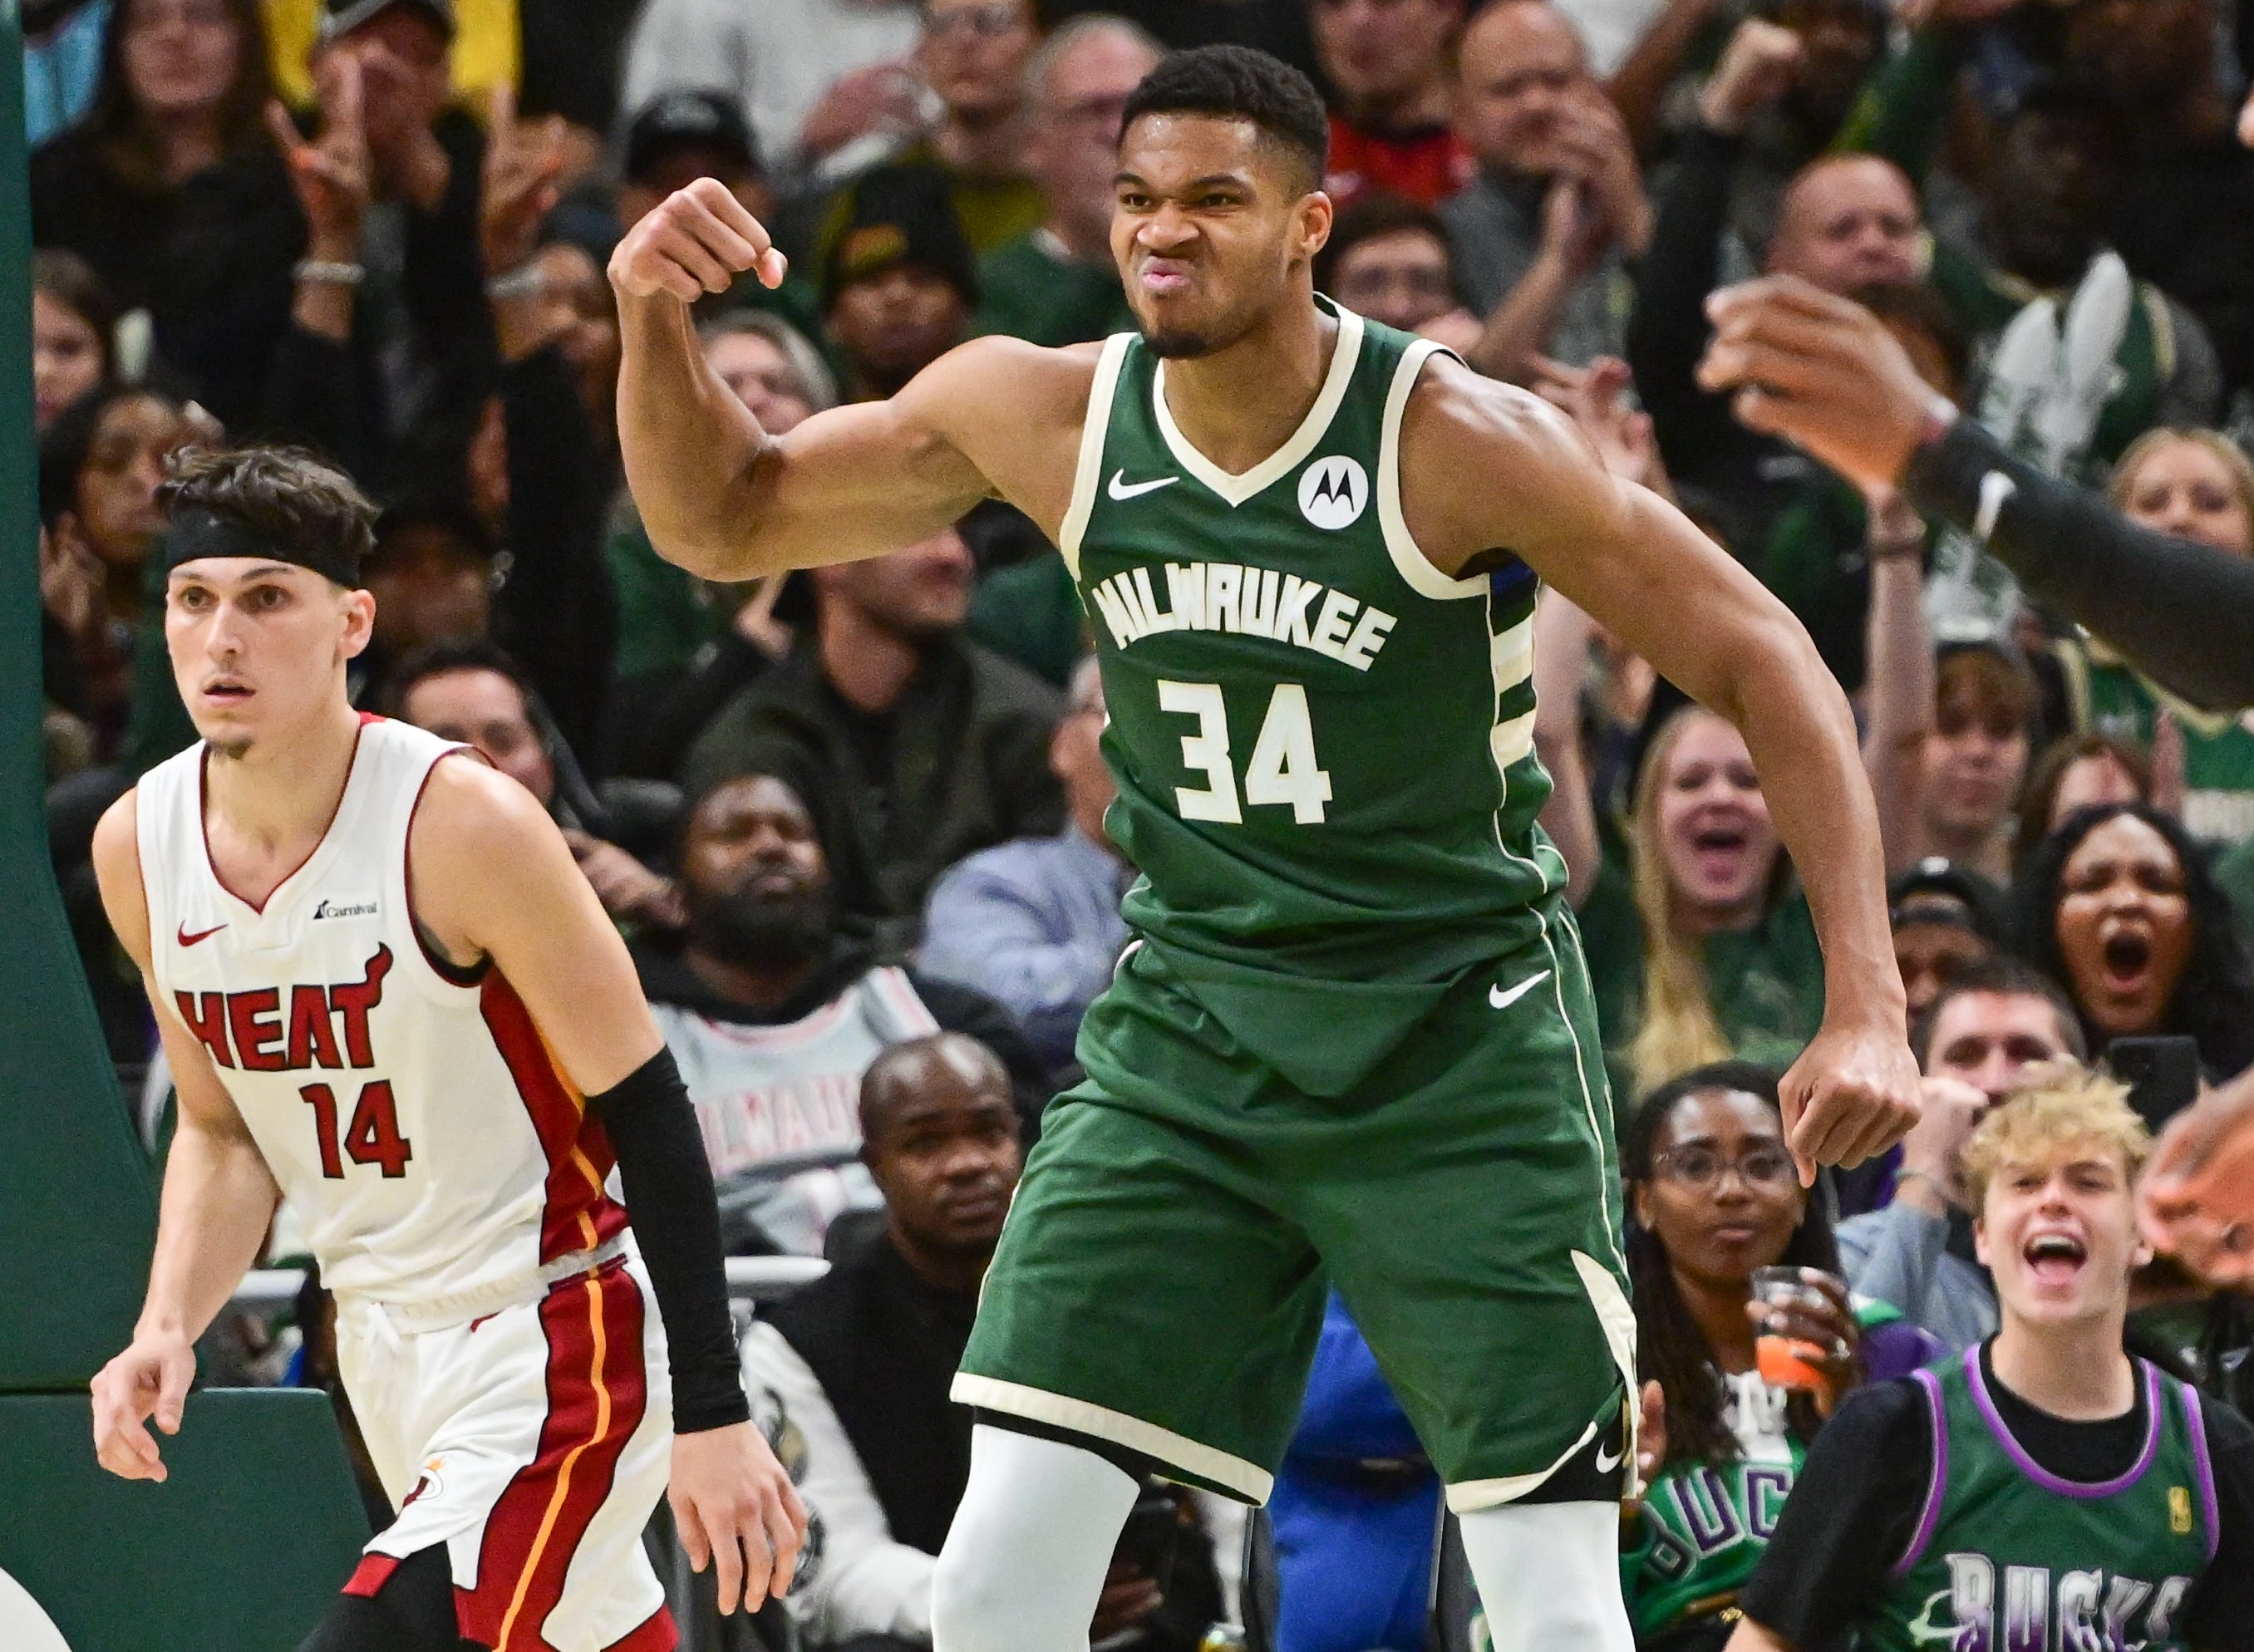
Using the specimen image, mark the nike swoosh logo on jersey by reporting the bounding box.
[1594,1440,1623,1473]
[1488,970,1550,1011]
[178,922,227,947]
[1108,470,1179,500]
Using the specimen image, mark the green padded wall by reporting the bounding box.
[0,0,158,1389]
[0,7,372,1645]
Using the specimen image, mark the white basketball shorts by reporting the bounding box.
[332,1249,676,1652]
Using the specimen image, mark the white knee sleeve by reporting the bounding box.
[930,1424,1141,1652]
[1458,1499,1634,1652]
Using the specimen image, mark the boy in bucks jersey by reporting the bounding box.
[1730,1067,2254,1652]
[610,43,1922,1651]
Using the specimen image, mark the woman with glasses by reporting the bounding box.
[1616,1062,1937,1652]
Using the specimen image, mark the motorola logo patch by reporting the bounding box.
[1298,455,1369,529]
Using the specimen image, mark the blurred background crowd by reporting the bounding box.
[26,0,2254,1645]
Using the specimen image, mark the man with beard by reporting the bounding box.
[679,523,1065,952]
[640,772,1051,1257]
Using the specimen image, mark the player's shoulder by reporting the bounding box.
[906,334,1108,420]
[90,785,150,956]
[1399,349,1582,468]
[406,748,558,862]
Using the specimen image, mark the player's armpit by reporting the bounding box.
[404,755,662,1094]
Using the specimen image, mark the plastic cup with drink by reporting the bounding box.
[1750,1265,1836,1393]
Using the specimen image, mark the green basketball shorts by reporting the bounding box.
[952,924,1635,1509]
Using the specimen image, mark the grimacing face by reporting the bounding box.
[1110,111,1331,361]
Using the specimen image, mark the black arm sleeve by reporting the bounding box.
[1903,416,2254,711]
[1736,1379,1932,1645]
[588,1049,751,1433]
[2188,1399,2254,1652]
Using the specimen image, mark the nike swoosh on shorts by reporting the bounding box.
[1108,470,1179,500]
[1488,970,1551,1011]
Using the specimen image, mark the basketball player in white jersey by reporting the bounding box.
[85,447,805,1652]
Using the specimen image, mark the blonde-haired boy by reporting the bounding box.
[1725,1063,2254,1652]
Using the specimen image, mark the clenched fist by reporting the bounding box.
[609,177,788,303]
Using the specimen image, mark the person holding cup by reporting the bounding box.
[1619,1063,1937,1652]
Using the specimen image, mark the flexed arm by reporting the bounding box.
[608,180,1004,581]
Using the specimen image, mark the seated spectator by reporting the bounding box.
[2014,731,2153,874]
[921,657,1129,1070]
[1630,137,1922,545]
[1866,632,2039,886]
[1728,1068,2254,1652]
[608,310,835,778]
[1441,0,1650,371]
[391,641,681,933]
[1311,193,1479,352]
[1308,0,1470,210]
[682,524,1065,951]
[824,165,980,401]
[30,0,303,433]
[640,773,1050,1255]
[38,382,189,763]
[1887,858,2005,1023]
[2065,428,2254,848]
[2016,802,2254,1083]
[1834,960,2086,1347]
[818,0,1046,258]
[1615,1062,1933,1652]
[32,249,119,432]
[1562,702,1823,1095]
[742,1034,1219,1648]
[618,0,922,192]
[972,16,1160,348]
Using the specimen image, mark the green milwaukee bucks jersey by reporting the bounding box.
[1060,301,1566,1086]
[2069,646,2254,847]
[1867,1348,2217,1652]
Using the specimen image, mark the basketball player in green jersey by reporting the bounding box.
[1727,1067,2254,1652]
[609,47,1919,1651]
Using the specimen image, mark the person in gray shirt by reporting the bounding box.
[1836,959,2086,1352]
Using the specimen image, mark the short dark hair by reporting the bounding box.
[386,637,534,715]
[1313,192,1458,297]
[1911,956,2087,1068]
[32,249,121,374]
[157,446,376,585]
[1120,45,1329,190]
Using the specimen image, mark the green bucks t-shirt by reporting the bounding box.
[1062,299,1569,1092]
[2069,643,2254,848]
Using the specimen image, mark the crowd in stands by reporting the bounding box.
[28,0,2254,1645]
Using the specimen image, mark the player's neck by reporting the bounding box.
[1158,296,1336,477]
[1989,1314,2136,1421]
[201,701,364,880]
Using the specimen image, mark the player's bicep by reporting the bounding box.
[752,396,992,569]
[411,760,662,1093]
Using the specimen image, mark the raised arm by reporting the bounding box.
[608,180,1011,582]
[1405,359,1919,1178]
[88,792,282,1484]
[1860,490,1935,875]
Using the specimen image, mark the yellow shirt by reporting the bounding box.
[263,0,519,110]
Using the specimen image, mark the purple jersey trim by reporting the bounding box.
[1965,1345,2163,1497]
[1892,1368,1950,1579]
[2183,1379,2221,1563]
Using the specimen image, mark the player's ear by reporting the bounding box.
[338,585,376,661]
[1295,188,1334,264]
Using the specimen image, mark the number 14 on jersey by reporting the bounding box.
[1158,680,1333,825]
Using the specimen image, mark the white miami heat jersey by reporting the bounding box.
[137,715,627,1303]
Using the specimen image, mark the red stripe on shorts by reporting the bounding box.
[456,1261,652,1650]
[607,1604,679,1652]
[341,1551,401,1598]
[479,971,628,1262]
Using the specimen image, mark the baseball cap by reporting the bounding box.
[822,165,979,311]
[623,90,760,186]
[1887,857,2009,943]
[319,0,455,42]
